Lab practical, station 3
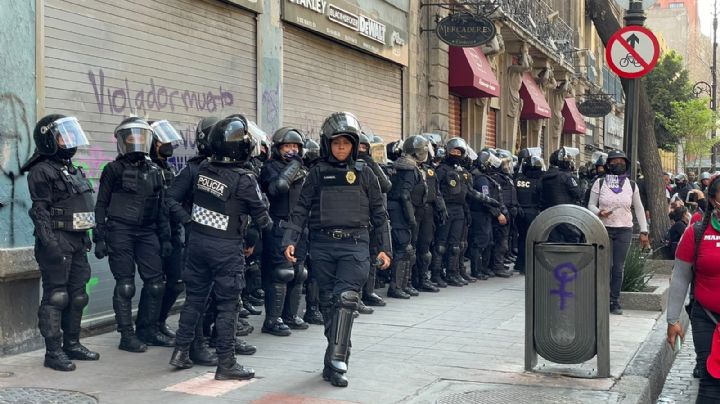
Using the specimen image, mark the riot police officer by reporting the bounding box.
[514,149,544,274]
[148,120,184,340]
[468,150,504,279]
[539,147,584,243]
[387,135,427,298]
[169,116,272,380]
[282,112,392,387]
[259,127,309,335]
[23,115,100,371]
[301,138,325,325]
[94,117,173,352]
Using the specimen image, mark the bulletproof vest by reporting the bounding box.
[491,172,517,207]
[469,170,498,213]
[437,163,467,205]
[268,160,305,220]
[411,169,428,207]
[107,161,164,226]
[515,173,541,209]
[310,162,369,229]
[422,165,439,204]
[157,161,176,189]
[541,170,576,207]
[387,158,425,206]
[49,163,95,231]
[190,162,250,240]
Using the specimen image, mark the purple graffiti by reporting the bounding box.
[549,262,578,311]
[88,68,234,115]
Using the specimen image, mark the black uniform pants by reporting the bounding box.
[436,204,465,248]
[515,209,538,273]
[106,221,163,284]
[490,221,509,272]
[36,232,91,301]
[415,204,436,256]
[176,233,243,359]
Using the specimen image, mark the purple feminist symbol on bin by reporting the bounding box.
[549,262,578,311]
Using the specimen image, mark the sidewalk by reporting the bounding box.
[0,275,662,404]
[657,328,699,403]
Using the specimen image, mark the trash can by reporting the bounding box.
[525,204,610,378]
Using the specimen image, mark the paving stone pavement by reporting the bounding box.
[657,328,699,404]
[0,273,662,403]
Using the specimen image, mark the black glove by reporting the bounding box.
[82,234,92,252]
[45,240,66,263]
[94,240,109,260]
[437,209,448,226]
[161,241,174,257]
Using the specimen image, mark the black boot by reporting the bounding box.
[262,283,292,336]
[282,267,309,329]
[62,292,100,361]
[136,281,175,347]
[323,365,349,387]
[215,356,255,381]
[40,303,76,371]
[303,304,325,325]
[429,249,448,288]
[323,292,356,387]
[189,322,217,366]
[169,346,193,369]
[362,292,387,306]
[416,252,440,292]
[363,262,384,305]
[356,294,374,315]
[388,259,410,299]
[403,263,420,296]
[157,281,184,339]
[236,318,254,336]
[234,338,257,355]
[120,330,148,353]
[113,281,148,353]
[44,342,76,372]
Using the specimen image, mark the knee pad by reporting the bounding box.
[115,280,136,299]
[422,251,432,264]
[215,299,239,313]
[273,263,295,283]
[294,265,308,284]
[69,291,89,309]
[450,245,461,256]
[48,290,69,309]
[147,281,165,298]
[435,244,447,256]
[338,291,359,310]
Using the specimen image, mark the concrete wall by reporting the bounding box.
[0,0,37,249]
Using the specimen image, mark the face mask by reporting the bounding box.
[55,147,77,160]
[608,163,626,175]
[282,151,299,160]
[445,155,462,165]
[159,143,174,158]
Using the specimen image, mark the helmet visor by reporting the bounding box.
[247,121,268,157]
[118,127,153,154]
[466,146,477,161]
[526,147,542,158]
[51,117,89,149]
[563,147,580,159]
[151,120,183,145]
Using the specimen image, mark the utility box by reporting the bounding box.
[525,204,610,378]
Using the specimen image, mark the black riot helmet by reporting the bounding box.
[149,120,183,160]
[34,114,90,157]
[605,149,631,175]
[386,140,402,161]
[402,135,430,164]
[359,132,372,149]
[271,127,305,160]
[478,148,502,172]
[518,147,543,173]
[549,146,579,171]
[208,116,256,164]
[115,117,153,156]
[445,137,468,157]
[319,112,362,161]
[195,116,219,157]
[303,138,320,166]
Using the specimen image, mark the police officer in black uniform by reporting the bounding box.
[282,112,392,387]
[431,138,473,287]
[169,116,271,380]
[94,117,173,352]
[148,120,184,340]
[23,115,100,371]
[468,150,504,279]
[387,135,427,299]
[514,149,544,274]
[301,138,325,325]
[259,127,309,335]
[357,133,391,310]
[539,147,584,243]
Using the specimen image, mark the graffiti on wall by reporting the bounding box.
[0,93,33,247]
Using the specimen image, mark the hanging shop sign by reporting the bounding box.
[436,12,496,48]
[282,0,409,65]
[578,98,613,118]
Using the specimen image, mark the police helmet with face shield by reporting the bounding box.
[518,148,544,173]
[209,116,256,164]
[271,127,305,160]
[592,151,608,167]
[195,116,220,157]
[303,138,320,165]
[495,149,514,174]
[150,120,183,145]
[550,146,579,170]
[34,114,90,156]
[115,117,153,156]
[320,112,362,161]
[402,135,429,164]
[445,137,468,160]
[386,140,402,161]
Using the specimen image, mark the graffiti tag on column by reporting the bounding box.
[87,68,235,115]
[549,262,578,311]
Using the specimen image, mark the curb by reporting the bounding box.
[612,310,690,403]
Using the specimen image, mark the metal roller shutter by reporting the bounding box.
[43,0,257,322]
[486,108,497,148]
[448,94,462,137]
[282,25,402,142]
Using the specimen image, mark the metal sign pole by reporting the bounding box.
[623,1,646,181]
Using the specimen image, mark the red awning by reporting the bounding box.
[519,72,551,120]
[562,97,587,134]
[449,46,500,98]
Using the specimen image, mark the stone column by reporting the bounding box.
[547,72,573,157]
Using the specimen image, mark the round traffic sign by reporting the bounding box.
[605,26,660,79]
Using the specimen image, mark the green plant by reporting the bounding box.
[622,243,654,292]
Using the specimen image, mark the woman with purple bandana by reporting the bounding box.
[588,150,650,315]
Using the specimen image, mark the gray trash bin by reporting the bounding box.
[525,204,610,378]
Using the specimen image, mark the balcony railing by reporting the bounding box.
[497,0,575,66]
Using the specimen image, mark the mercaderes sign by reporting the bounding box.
[283,0,409,65]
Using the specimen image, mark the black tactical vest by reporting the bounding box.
[50,164,95,232]
[311,163,369,230]
[423,165,438,204]
[190,163,250,240]
[515,174,541,209]
[541,171,576,206]
[267,160,306,220]
[469,170,498,213]
[107,161,164,225]
[437,163,467,205]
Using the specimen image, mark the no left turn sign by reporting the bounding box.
[605,26,660,79]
